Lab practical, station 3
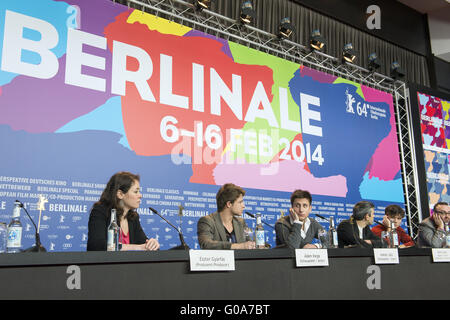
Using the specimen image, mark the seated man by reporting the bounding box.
[371,204,415,248]
[337,201,382,248]
[275,189,325,249]
[417,202,450,248]
[197,183,255,249]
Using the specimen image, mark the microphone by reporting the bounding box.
[374,220,385,227]
[245,212,275,230]
[149,207,189,250]
[315,213,328,221]
[16,200,46,252]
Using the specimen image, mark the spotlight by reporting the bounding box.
[309,29,326,51]
[240,1,255,24]
[390,61,405,79]
[342,43,357,64]
[368,53,381,71]
[194,0,214,11]
[278,17,294,39]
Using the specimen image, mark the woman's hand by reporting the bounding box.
[144,238,160,251]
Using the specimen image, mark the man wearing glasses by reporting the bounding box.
[417,202,450,248]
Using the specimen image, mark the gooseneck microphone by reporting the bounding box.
[149,207,189,250]
[245,211,275,230]
[315,213,328,221]
[16,200,46,252]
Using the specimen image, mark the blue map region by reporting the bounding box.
[0,124,297,250]
[289,71,393,202]
[0,124,197,250]
[359,172,404,202]
[56,96,131,149]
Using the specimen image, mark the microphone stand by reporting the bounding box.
[17,201,47,252]
[149,207,189,250]
[244,212,275,230]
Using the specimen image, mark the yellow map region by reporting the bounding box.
[127,10,191,36]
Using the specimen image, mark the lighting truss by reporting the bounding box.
[393,83,422,239]
[111,0,422,238]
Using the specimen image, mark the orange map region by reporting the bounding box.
[104,11,275,184]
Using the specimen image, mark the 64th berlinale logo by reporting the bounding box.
[345,89,355,114]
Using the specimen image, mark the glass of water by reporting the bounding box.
[380,231,390,248]
[243,226,253,241]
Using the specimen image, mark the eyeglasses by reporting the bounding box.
[434,210,450,215]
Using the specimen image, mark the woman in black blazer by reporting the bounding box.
[87,171,159,251]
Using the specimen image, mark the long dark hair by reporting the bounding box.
[95,171,140,221]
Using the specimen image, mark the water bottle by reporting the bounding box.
[7,201,22,253]
[318,228,328,248]
[389,221,399,248]
[255,213,265,249]
[327,217,338,248]
[107,209,120,251]
[445,223,450,248]
[0,222,7,253]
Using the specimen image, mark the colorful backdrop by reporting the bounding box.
[0,0,406,251]
[417,91,450,212]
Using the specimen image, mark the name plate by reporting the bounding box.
[189,250,235,271]
[295,249,329,267]
[373,248,399,264]
[432,248,450,262]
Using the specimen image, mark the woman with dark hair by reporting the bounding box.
[87,172,160,251]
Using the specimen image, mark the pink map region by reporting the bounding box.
[362,86,400,180]
[213,159,347,196]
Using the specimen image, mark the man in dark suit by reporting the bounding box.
[337,200,382,248]
[197,183,256,249]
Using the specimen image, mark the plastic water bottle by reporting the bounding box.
[255,213,265,249]
[327,217,338,248]
[7,201,22,253]
[389,221,399,248]
[107,209,120,251]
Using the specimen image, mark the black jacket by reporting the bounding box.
[337,218,382,248]
[87,203,148,251]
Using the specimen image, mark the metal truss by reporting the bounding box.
[394,84,422,239]
[111,0,422,238]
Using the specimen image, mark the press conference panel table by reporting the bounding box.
[0,248,448,300]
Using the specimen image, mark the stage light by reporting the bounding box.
[278,17,294,39]
[368,52,381,71]
[194,0,214,11]
[240,1,255,24]
[390,61,405,79]
[342,43,357,63]
[309,29,326,51]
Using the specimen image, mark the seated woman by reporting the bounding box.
[87,171,160,251]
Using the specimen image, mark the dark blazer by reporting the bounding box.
[87,203,148,251]
[337,218,382,248]
[275,216,324,249]
[197,212,247,249]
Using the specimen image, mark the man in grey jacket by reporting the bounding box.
[275,189,325,249]
[417,202,450,248]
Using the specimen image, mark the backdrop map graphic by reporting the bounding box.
[0,0,406,251]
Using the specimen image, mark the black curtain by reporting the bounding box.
[213,0,430,86]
